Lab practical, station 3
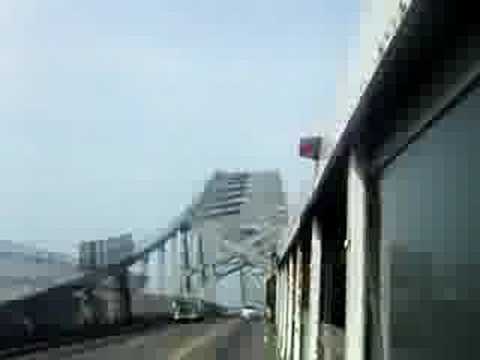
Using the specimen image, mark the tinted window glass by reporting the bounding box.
[381,84,480,360]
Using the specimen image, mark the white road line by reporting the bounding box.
[167,319,241,360]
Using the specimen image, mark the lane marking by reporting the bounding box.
[167,319,242,360]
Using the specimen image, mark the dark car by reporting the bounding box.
[240,305,264,321]
[172,298,204,322]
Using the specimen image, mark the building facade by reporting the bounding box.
[155,170,287,308]
[194,170,287,307]
[79,233,134,270]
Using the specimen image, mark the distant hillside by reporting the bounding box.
[0,240,75,265]
[0,240,80,302]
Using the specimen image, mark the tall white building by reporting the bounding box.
[192,170,287,306]
[149,170,287,307]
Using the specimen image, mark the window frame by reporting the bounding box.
[366,70,480,360]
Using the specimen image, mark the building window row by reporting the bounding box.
[202,207,241,219]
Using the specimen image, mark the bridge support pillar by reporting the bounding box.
[118,270,132,324]
[179,225,192,296]
[157,246,165,292]
[240,267,246,307]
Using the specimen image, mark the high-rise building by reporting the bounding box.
[153,170,287,307]
[196,170,286,255]
[78,233,134,270]
[105,233,135,265]
[188,170,287,306]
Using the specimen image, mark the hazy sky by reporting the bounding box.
[0,0,360,254]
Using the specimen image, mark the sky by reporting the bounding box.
[0,0,360,254]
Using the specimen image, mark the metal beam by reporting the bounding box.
[181,229,191,295]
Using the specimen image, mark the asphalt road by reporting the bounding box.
[13,318,267,360]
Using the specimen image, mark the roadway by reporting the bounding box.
[12,318,268,360]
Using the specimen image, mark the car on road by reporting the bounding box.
[172,298,204,322]
[219,307,242,318]
[240,305,264,321]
